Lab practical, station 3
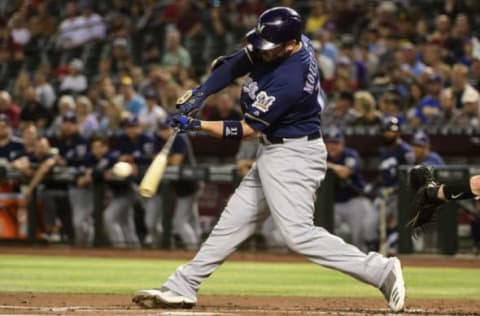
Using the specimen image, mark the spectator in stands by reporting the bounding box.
[410,131,445,166]
[47,95,75,137]
[8,13,31,48]
[58,1,85,60]
[103,37,133,79]
[34,69,56,110]
[429,14,451,45]
[99,99,125,136]
[13,71,32,105]
[378,92,405,125]
[20,86,49,130]
[321,91,356,128]
[450,63,478,109]
[79,2,106,44]
[75,95,99,137]
[451,87,480,127]
[411,74,443,127]
[118,76,145,116]
[398,42,426,78]
[423,43,450,81]
[205,92,242,121]
[11,124,39,175]
[325,127,378,252]
[60,59,88,94]
[139,88,167,134]
[305,2,328,36]
[351,90,382,126]
[0,91,20,128]
[28,2,57,38]
[206,3,228,63]
[0,114,23,164]
[161,28,191,74]
[432,88,459,127]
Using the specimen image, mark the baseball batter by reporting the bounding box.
[133,7,405,312]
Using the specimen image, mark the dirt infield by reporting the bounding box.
[1,293,479,316]
[1,246,479,315]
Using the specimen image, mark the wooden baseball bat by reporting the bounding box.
[139,129,179,198]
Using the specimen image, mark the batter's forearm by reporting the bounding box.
[200,120,256,140]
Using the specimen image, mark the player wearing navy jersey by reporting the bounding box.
[144,118,201,249]
[0,114,24,165]
[134,7,405,312]
[376,117,415,255]
[325,128,378,252]
[49,112,90,244]
[104,116,153,248]
[410,131,444,166]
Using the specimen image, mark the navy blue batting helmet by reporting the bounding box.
[246,7,302,50]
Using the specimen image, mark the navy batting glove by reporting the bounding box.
[176,88,206,115]
[171,114,201,132]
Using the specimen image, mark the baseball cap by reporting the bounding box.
[381,116,401,132]
[411,131,429,147]
[324,127,344,143]
[62,111,77,123]
[122,116,139,127]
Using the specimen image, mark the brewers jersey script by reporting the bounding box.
[240,35,324,138]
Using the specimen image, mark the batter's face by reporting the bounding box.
[258,40,298,63]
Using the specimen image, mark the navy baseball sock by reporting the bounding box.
[443,181,475,200]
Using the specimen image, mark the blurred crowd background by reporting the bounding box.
[1,0,480,253]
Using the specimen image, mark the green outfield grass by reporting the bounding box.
[0,254,479,299]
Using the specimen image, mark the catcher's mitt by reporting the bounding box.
[407,165,444,236]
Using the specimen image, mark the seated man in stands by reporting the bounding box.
[0,114,24,166]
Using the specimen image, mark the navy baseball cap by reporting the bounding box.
[381,116,401,132]
[412,131,430,147]
[324,127,344,143]
[122,116,140,127]
[143,88,157,100]
[62,111,77,123]
[427,73,443,84]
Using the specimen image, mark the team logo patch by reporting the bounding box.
[243,77,258,100]
[252,91,275,113]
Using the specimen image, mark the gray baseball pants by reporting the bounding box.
[163,137,394,300]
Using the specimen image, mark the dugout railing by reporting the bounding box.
[0,164,474,255]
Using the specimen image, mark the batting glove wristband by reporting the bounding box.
[176,88,206,115]
[171,114,201,132]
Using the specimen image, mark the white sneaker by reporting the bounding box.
[132,287,196,309]
[380,258,406,312]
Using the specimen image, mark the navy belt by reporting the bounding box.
[259,131,322,145]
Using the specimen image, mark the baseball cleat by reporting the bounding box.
[380,258,406,312]
[132,287,196,309]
